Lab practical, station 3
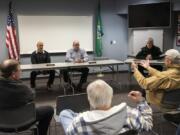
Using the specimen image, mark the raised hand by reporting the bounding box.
[140,60,150,69]
[128,91,144,103]
[131,61,138,71]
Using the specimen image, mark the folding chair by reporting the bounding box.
[56,93,89,115]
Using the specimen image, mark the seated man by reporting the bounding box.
[136,37,163,76]
[30,41,55,89]
[61,40,89,91]
[132,49,180,110]
[0,59,54,135]
[59,80,153,134]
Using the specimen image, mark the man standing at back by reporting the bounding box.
[61,40,89,91]
[30,41,55,89]
[0,59,54,135]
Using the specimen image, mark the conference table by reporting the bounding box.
[21,59,124,94]
[124,58,164,65]
[20,59,124,71]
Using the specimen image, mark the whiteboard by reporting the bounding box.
[132,29,163,55]
[17,15,93,54]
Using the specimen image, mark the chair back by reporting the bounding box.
[56,93,89,115]
[0,102,36,130]
[161,89,180,106]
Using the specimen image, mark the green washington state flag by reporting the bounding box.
[95,2,103,57]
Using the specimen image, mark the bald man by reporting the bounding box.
[61,40,89,91]
[30,41,55,89]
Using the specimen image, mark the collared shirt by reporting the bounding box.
[66,101,152,135]
[65,48,88,62]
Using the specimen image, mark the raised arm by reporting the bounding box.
[133,67,168,90]
[140,60,162,76]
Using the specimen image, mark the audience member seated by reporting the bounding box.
[0,59,54,135]
[59,80,153,134]
[136,37,163,76]
[61,40,89,91]
[30,41,55,89]
[131,49,180,110]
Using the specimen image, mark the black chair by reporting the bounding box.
[161,89,180,126]
[161,88,180,108]
[56,93,89,115]
[0,102,38,135]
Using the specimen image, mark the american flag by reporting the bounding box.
[6,2,19,60]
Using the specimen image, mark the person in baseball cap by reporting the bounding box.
[164,49,180,66]
[131,49,180,109]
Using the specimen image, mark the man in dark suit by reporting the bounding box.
[30,41,55,89]
[0,59,54,135]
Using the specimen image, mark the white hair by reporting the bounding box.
[165,49,180,64]
[87,80,113,109]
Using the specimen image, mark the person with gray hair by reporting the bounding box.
[87,79,113,110]
[59,79,153,135]
[131,49,180,109]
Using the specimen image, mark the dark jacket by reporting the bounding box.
[136,45,162,59]
[0,77,35,109]
[31,50,50,64]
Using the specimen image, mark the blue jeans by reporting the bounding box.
[59,109,78,134]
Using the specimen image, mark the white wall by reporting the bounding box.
[18,15,93,54]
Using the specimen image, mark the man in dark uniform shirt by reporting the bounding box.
[0,59,54,135]
[136,37,163,76]
[30,41,55,89]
